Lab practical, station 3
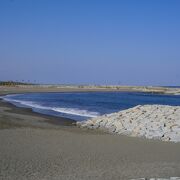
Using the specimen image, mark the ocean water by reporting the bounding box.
[3,92,180,121]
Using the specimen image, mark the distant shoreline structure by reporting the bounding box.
[161,86,180,88]
[0,81,179,87]
[0,81,180,95]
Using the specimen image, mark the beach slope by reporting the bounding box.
[0,87,180,179]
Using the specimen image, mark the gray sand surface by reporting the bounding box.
[0,88,180,180]
[1,127,180,180]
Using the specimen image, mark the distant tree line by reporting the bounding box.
[0,81,35,86]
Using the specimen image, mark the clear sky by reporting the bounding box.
[0,0,180,86]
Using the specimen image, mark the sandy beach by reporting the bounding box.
[1,0,180,179]
[0,86,180,180]
[0,85,180,95]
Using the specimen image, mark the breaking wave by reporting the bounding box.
[3,96,99,118]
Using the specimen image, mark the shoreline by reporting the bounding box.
[0,90,78,127]
[1,86,180,179]
[0,98,76,129]
[1,87,180,127]
[1,87,180,130]
[0,85,180,95]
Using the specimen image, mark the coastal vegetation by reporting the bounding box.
[0,81,35,86]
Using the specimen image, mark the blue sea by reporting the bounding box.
[3,92,180,121]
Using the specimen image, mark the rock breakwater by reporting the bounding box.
[77,105,180,142]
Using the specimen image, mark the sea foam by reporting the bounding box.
[3,96,99,118]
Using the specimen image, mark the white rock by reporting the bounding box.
[78,105,180,142]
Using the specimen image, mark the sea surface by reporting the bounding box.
[3,92,180,121]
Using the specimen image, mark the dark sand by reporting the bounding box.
[0,87,180,180]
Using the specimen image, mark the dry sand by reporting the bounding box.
[0,84,180,95]
[0,87,180,180]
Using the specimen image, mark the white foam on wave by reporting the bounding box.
[3,96,100,118]
[52,107,99,118]
[3,97,49,109]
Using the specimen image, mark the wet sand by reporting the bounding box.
[0,87,180,180]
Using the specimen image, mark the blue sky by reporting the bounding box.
[0,0,180,85]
